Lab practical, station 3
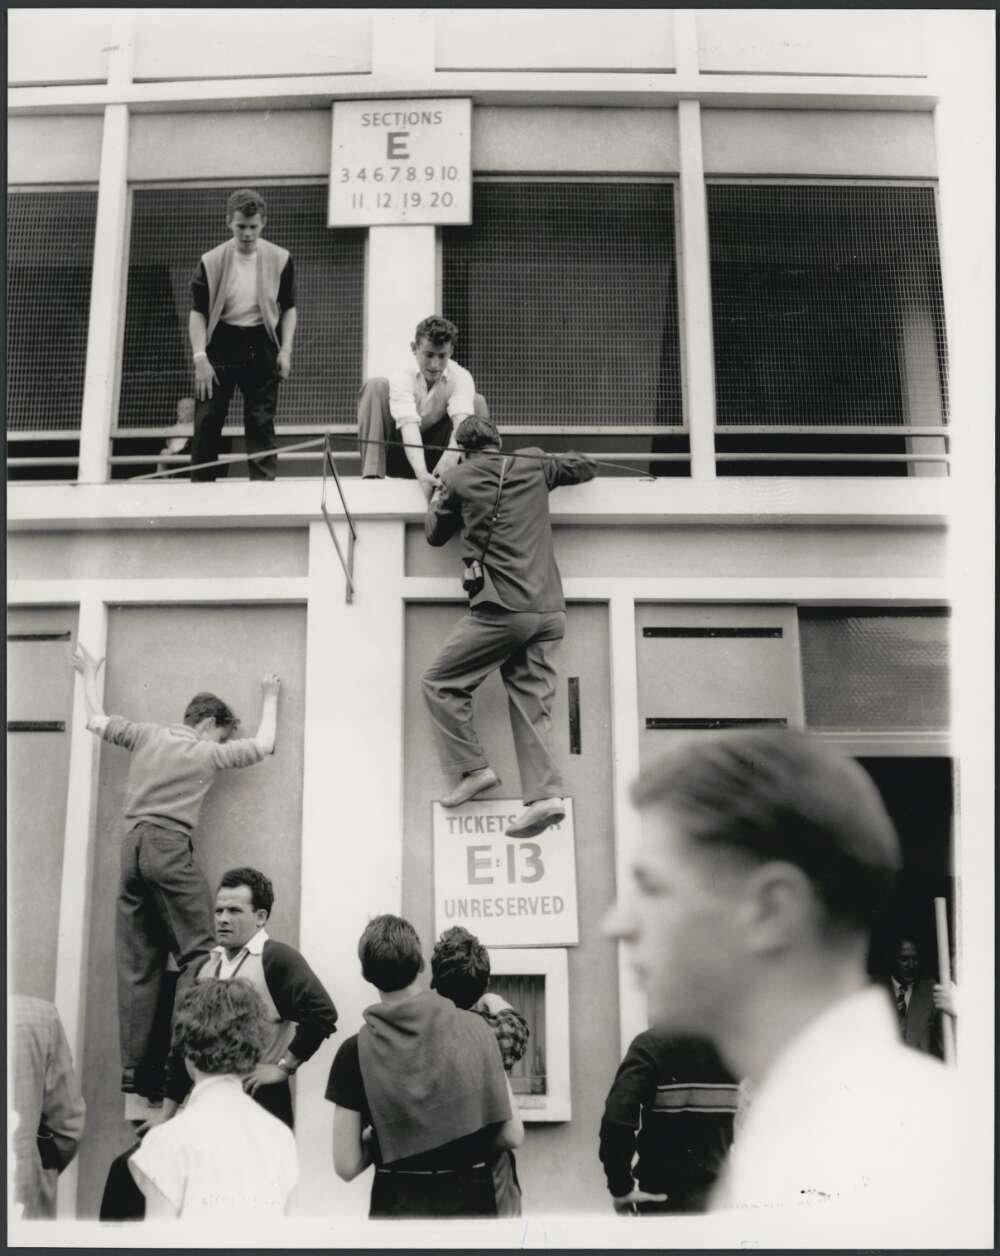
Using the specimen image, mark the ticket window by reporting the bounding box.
[488,948,571,1121]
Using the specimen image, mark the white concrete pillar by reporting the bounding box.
[294,519,407,1217]
[55,596,108,1217]
[76,104,130,484]
[677,100,717,480]
[365,224,438,379]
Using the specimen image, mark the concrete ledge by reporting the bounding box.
[8,476,949,531]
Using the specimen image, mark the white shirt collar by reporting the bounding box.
[211,926,269,962]
[189,1073,244,1103]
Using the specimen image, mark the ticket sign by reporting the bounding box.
[329,98,472,227]
[433,798,579,947]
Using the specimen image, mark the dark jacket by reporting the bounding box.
[879,977,944,1058]
[599,1031,738,1206]
[425,446,596,612]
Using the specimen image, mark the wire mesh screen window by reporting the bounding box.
[7,189,99,434]
[798,608,949,730]
[118,185,365,433]
[491,973,547,1100]
[442,182,683,429]
[708,184,949,432]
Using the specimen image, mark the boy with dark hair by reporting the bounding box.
[189,186,297,482]
[431,926,530,1216]
[72,643,280,1099]
[328,914,523,1218]
[357,314,490,495]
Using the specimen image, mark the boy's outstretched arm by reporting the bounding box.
[253,672,281,756]
[71,643,107,726]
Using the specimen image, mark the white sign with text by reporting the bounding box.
[329,98,472,227]
[433,798,579,947]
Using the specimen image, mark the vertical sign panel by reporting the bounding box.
[433,798,579,946]
[330,98,472,227]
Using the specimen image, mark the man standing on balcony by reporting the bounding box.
[189,189,297,482]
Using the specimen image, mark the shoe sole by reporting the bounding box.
[440,774,501,808]
[506,808,566,839]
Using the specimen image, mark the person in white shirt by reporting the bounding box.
[603,729,968,1245]
[357,315,489,498]
[128,978,298,1220]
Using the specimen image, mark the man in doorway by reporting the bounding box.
[423,414,596,838]
[189,188,297,481]
[880,936,946,1058]
[604,729,964,1236]
[357,315,489,497]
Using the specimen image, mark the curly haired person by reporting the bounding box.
[128,980,298,1219]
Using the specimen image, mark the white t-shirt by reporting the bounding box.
[712,984,966,1244]
[129,1074,298,1218]
[221,249,262,327]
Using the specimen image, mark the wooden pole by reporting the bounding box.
[934,896,956,1064]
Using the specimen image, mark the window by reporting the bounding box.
[488,947,570,1121]
[115,183,365,476]
[7,188,98,480]
[442,180,686,474]
[799,608,949,731]
[708,183,949,475]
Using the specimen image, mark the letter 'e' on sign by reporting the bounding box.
[432,798,580,947]
[329,98,472,227]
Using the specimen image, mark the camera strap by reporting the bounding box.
[477,456,509,570]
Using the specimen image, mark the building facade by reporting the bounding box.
[6,8,993,1225]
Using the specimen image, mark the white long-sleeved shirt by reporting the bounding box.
[387,360,476,431]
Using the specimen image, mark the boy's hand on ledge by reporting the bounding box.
[261,672,281,697]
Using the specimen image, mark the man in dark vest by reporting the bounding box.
[189,188,297,481]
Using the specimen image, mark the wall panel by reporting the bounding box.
[76,603,308,1218]
[128,111,331,181]
[7,117,104,185]
[403,602,619,1212]
[8,9,113,85]
[697,10,926,77]
[132,9,372,81]
[437,9,674,72]
[473,107,678,173]
[6,606,79,1001]
[702,110,936,178]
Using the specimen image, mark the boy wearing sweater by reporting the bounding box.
[72,643,280,1098]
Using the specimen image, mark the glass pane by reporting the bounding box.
[7,189,98,433]
[442,182,683,429]
[118,185,364,430]
[799,608,949,730]
[708,183,948,430]
[491,973,546,1096]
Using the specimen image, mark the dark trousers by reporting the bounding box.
[357,377,489,478]
[192,323,279,481]
[370,1163,497,1219]
[422,605,566,803]
[116,822,214,1075]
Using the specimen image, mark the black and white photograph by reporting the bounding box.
[6,6,995,1249]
